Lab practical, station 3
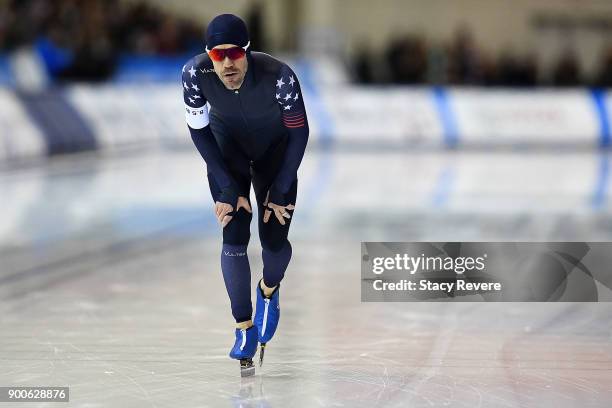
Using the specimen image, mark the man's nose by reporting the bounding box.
[223,57,234,67]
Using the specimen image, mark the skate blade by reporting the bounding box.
[240,366,255,377]
[240,358,255,377]
[259,343,266,367]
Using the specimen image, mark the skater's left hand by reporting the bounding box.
[263,191,295,226]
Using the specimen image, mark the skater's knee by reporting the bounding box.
[262,238,291,255]
[222,208,252,245]
[261,236,290,253]
[223,233,251,246]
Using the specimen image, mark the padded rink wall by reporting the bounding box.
[0,84,611,163]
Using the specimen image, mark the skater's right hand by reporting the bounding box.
[215,196,252,228]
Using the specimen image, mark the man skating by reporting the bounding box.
[181,14,308,376]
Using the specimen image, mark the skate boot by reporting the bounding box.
[229,326,258,377]
[254,279,280,366]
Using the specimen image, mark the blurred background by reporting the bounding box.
[3,0,612,237]
[3,0,612,86]
[1,1,612,407]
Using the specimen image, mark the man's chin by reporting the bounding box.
[223,78,242,90]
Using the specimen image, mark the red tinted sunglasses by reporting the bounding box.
[206,42,250,62]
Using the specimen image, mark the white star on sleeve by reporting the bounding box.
[193,95,201,99]
[191,83,200,92]
[276,93,281,99]
[293,92,299,101]
[183,81,189,90]
[188,66,197,77]
[189,97,195,104]
[284,93,292,101]
[289,75,295,86]
[276,78,285,88]
[284,105,292,110]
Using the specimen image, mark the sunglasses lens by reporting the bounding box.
[208,48,225,61]
[208,47,246,61]
[226,47,246,60]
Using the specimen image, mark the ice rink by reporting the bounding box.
[1,149,612,407]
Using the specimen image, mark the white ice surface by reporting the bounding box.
[0,149,611,407]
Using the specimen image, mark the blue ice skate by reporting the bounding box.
[229,326,258,377]
[229,326,258,359]
[254,279,280,366]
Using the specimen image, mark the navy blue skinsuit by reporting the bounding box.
[182,51,309,252]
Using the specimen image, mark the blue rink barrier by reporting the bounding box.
[0,85,611,163]
[0,56,13,86]
[16,89,98,155]
[591,89,611,148]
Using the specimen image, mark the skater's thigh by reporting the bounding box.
[219,142,252,195]
[254,178,297,252]
[251,137,293,207]
[250,137,298,250]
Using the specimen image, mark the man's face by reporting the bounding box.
[210,44,248,90]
